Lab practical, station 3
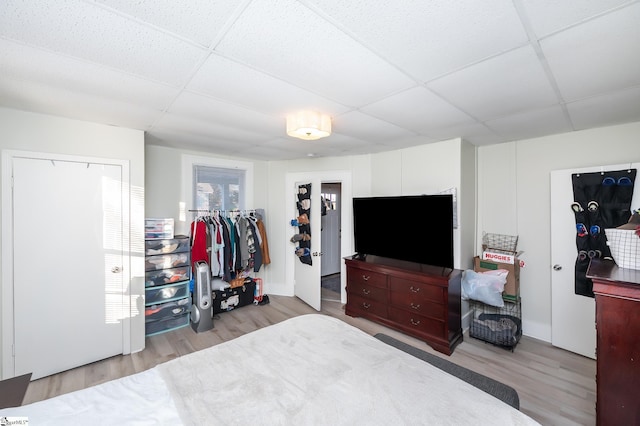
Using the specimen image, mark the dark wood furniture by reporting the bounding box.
[0,372,31,409]
[345,255,462,355]
[587,259,640,425]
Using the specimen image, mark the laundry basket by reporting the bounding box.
[605,228,640,270]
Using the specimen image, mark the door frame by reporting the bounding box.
[285,171,352,305]
[320,183,342,277]
[1,150,131,379]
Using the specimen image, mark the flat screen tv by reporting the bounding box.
[352,194,454,269]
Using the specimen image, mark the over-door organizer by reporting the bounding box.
[345,256,462,355]
[144,236,191,336]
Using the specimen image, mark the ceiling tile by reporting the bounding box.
[428,45,559,121]
[540,3,640,101]
[360,86,475,133]
[151,113,271,144]
[333,111,417,142]
[261,133,375,159]
[308,0,528,81]
[234,144,304,161]
[96,0,245,47]
[429,122,505,146]
[215,0,416,106]
[149,128,258,156]
[520,0,632,37]
[188,55,350,117]
[168,92,282,136]
[485,105,573,141]
[0,0,208,86]
[0,40,180,110]
[567,86,640,130]
[0,76,162,129]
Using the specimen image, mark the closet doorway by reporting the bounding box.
[2,151,129,379]
[321,183,342,302]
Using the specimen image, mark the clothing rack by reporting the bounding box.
[188,208,264,219]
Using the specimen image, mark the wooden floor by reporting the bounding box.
[24,295,596,425]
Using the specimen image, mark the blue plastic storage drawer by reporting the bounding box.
[145,298,192,322]
[144,236,189,256]
[145,267,189,287]
[144,253,189,271]
[145,313,190,336]
[146,282,189,305]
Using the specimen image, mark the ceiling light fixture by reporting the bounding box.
[286,111,331,140]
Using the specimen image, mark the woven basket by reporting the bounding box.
[605,228,640,270]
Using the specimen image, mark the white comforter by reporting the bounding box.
[0,314,540,425]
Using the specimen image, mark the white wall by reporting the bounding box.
[477,121,640,342]
[0,107,146,375]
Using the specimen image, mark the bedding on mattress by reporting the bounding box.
[0,314,540,425]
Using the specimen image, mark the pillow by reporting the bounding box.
[461,269,508,307]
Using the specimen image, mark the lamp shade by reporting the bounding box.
[286,111,331,140]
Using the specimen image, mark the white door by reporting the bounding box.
[321,183,341,276]
[286,171,353,309]
[550,163,639,359]
[11,156,124,379]
[293,178,322,311]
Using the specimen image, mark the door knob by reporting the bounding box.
[111,266,122,273]
[553,264,562,271]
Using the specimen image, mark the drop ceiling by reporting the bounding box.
[1,0,639,161]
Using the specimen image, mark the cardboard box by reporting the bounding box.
[474,256,520,301]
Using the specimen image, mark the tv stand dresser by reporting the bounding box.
[345,255,462,355]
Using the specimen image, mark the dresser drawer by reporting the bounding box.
[347,267,387,289]
[146,281,189,305]
[348,294,388,318]
[388,307,445,338]
[389,277,444,303]
[389,291,444,319]
[347,281,387,303]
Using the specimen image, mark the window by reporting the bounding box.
[194,165,244,211]
[181,155,253,219]
[321,192,337,210]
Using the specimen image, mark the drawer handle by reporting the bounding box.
[410,318,421,326]
[362,288,370,295]
[410,303,421,310]
[362,275,370,281]
[410,286,420,293]
[362,302,371,309]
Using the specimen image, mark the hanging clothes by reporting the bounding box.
[247,216,262,272]
[190,218,209,272]
[255,215,271,266]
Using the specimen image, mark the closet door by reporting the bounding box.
[550,162,639,359]
[12,156,124,379]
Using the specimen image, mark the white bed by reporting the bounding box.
[0,314,540,425]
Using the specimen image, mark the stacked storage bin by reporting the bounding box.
[470,233,523,351]
[144,231,191,336]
